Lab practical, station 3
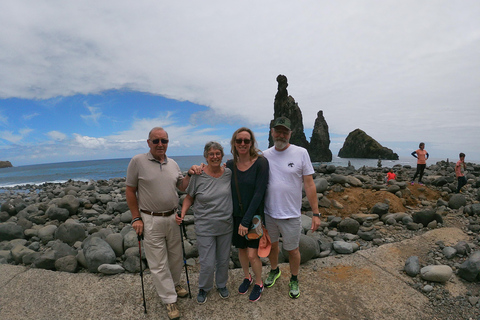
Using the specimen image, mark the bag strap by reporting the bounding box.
[233,163,244,215]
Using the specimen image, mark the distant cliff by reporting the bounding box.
[268,75,332,162]
[0,161,13,168]
[338,129,399,160]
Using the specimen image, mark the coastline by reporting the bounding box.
[3,155,477,189]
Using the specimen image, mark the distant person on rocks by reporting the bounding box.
[411,142,429,185]
[262,116,321,299]
[455,152,467,193]
[177,141,233,305]
[386,168,396,184]
[226,127,269,302]
[126,127,198,320]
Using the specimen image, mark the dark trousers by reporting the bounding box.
[457,176,467,193]
[413,164,426,182]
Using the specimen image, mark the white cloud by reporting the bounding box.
[46,130,67,141]
[0,128,32,143]
[0,1,479,160]
[73,134,106,149]
[23,112,39,120]
[80,105,102,124]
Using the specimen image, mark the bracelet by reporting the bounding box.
[312,213,320,218]
[131,217,142,225]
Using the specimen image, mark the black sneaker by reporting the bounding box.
[217,287,229,299]
[197,289,208,304]
[238,275,253,294]
[249,283,263,302]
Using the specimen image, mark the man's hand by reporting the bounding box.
[311,215,321,231]
[132,220,144,235]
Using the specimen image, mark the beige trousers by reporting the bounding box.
[141,213,183,304]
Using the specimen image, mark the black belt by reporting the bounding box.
[140,208,176,217]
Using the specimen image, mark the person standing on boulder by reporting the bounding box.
[262,116,321,299]
[455,152,467,193]
[411,142,429,185]
[126,127,198,320]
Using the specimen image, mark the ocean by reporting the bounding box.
[0,155,474,190]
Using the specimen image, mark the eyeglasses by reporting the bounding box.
[235,139,251,145]
[207,152,222,158]
[151,138,169,144]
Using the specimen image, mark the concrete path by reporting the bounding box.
[0,228,469,320]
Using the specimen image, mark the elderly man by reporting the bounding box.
[263,116,321,299]
[126,127,196,320]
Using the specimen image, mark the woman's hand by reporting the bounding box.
[176,212,185,225]
[238,224,249,237]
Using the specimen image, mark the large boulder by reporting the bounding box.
[371,203,389,217]
[55,222,86,246]
[338,128,398,160]
[449,194,467,209]
[412,210,443,228]
[46,205,70,222]
[314,178,329,193]
[0,222,24,241]
[337,218,360,235]
[83,237,116,273]
[282,234,318,264]
[57,195,80,215]
[458,251,480,282]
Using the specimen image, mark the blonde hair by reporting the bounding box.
[230,127,261,164]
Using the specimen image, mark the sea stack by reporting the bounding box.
[338,128,399,160]
[268,75,332,162]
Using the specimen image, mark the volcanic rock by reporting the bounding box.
[338,128,399,160]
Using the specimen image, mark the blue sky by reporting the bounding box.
[1,1,479,166]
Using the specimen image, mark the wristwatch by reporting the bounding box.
[312,213,320,218]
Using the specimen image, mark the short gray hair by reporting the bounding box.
[148,127,168,139]
[203,141,224,158]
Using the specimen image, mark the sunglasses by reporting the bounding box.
[235,139,251,144]
[151,138,169,144]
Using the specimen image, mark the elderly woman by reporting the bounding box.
[226,127,269,302]
[176,141,233,305]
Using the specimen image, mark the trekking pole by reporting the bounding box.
[137,234,147,314]
[178,212,192,298]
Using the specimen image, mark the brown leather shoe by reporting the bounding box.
[166,303,180,320]
[175,285,188,298]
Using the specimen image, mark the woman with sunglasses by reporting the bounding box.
[226,127,269,302]
[176,141,233,305]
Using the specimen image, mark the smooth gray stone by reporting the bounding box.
[98,264,125,275]
[55,255,78,273]
[420,265,453,282]
[106,233,124,257]
[442,247,457,259]
[405,256,420,277]
[333,241,354,254]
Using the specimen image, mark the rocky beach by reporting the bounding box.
[1,160,480,319]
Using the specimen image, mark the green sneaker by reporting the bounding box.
[264,269,281,288]
[288,279,300,299]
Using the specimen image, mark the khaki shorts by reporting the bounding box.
[264,214,301,251]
